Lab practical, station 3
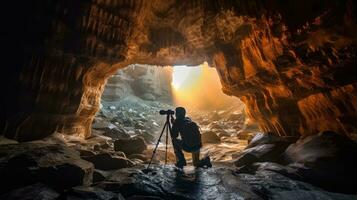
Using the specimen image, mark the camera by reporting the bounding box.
[159,109,175,115]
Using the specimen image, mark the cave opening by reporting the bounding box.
[93,62,258,165]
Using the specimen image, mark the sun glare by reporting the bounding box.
[171,65,202,90]
[171,62,237,111]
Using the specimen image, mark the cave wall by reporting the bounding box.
[1,0,356,141]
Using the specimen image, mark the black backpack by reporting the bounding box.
[182,119,202,152]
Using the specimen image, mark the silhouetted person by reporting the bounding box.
[171,107,212,169]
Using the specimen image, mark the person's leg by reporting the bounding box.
[172,139,186,167]
[192,150,200,167]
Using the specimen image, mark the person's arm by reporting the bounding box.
[171,119,179,139]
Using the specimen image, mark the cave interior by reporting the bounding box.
[1,0,357,199]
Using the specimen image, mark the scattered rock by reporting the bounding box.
[114,136,147,155]
[0,143,93,193]
[82,153,132,170]
[201,131,221,144]
[102,127,130,139]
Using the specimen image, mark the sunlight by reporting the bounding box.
[171,62,237,111]
[171,65,203,90]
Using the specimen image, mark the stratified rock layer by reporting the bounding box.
[1,0,357,141]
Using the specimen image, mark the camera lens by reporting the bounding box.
[159,109,174,115]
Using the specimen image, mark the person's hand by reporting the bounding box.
[170,116,175,124]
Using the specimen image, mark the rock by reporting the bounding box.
[79,149,96,157]
[114,136,147,155]
[61,186,125,200]
[93,142,111,151]
[201,131,221,144]
[208,122,223,130]
[93,170,106,183]
[237,168,357,200]
[102,127,130,139]
[0,183,59,200]
[98,165,261,199]
[82,153,132,170]
[233,143,290,167]
[142,93,156,101]
[138,131,155,143]
[247,132,296,149]
[237,131,256,141]
[0,143,93,193]
[283,131,357,193]
[128,154,148,162]
[216,131,230,138]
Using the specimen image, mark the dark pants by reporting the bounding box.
[172,139,200,167]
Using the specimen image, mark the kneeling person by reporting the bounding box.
[171,107,212,169]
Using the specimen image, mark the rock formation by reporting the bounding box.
[1,0,356,141]
[102,64,172,102]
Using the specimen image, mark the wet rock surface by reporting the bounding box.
[97,165,262,200]
[94,165,357,200]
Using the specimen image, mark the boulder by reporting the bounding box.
[78,149,96,157]
[201,131,221,144]
[114,136,147,155]
[61,186,125,200]
[0,183,59,200]
[102,127,130,139]
[283,131,357,193]
[82,153,132,170]
[93,170,106,183]
[246,132,296,149]
[233,143,290,167]
[0,143,93,193]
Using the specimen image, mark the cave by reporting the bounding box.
[1,0,357,199]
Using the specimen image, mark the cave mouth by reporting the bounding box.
[91,63,258,164]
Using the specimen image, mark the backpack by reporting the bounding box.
[181,119,202,152]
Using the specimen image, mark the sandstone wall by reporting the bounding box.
[1,0,356,141]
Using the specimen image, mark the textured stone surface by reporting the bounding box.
[94,165,357,200]
[0,143,94,193]
[1,0,357,141]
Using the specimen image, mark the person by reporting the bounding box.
[170,107,212,169]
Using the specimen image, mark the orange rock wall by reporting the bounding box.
[2,0,356,141]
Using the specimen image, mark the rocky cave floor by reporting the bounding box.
[1,97,357,199]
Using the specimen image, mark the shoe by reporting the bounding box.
[202,156,212,168]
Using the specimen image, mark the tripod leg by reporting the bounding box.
[165,123,169,166]
[146,122,167,170]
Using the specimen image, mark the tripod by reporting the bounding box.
[146,113,173,171]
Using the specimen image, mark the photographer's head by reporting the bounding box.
[175,107,186,119]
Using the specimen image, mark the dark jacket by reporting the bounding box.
[171,117,202,152]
